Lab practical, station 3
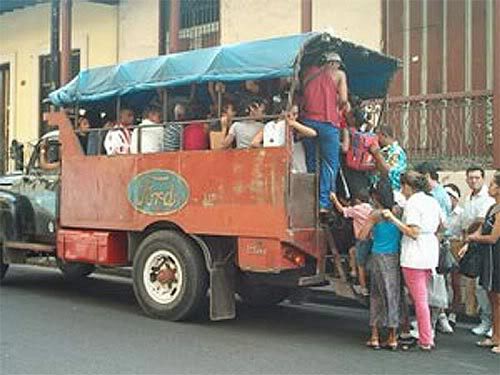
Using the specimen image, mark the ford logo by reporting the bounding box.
[127,169,189,215]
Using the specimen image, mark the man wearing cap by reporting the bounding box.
[300,51,348,213]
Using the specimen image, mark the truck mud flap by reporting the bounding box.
[210,261,236,321]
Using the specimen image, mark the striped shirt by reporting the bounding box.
[163,123,183,151]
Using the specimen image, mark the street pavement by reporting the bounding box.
[1,265,499,375]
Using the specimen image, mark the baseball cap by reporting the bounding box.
[324,51,342,63]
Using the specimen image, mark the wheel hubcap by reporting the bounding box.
[143,249,183,304]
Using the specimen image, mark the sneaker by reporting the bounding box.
[352,284,369,297]
[486,328,493,338]
[410,328,435,340]
[410,320,418,329]
[437,313,454,333]
[471,322,491,336]
[448,312,457,328]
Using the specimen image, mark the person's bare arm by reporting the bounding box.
[382,209,420,239]
[358,212,379,241]
[329,192,345,213]
[467,212,500,245]
[341,128,350,153]
[369,144,390,175]
[334,69,348,111]
[286,113,317,138]
[250,129,264,148]
[221,133,235,149]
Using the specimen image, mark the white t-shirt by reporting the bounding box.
[400,191,445,270]
[262,120,307,173]
[130,119,164,154]
[104,124,131,155]
[460,184,495,231]
[228,120,264,149]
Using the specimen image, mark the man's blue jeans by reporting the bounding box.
[301,119,340,210]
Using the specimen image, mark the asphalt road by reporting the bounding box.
[1,265,499,375]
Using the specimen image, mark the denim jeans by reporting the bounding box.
[301,119,340,210]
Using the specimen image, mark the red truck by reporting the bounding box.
[0,32,399,321]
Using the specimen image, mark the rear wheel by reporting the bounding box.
[237,274,290,307]
[56,259,95,280]
[132,230,208,321]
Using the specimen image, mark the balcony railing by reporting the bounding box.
[371,91,494,169]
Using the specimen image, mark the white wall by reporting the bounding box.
[118,0,159,62]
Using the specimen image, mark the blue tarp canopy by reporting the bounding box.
[49,32,400,106]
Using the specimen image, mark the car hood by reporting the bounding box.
[0,172,23,188]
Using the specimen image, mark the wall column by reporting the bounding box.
[158,0,167,55]
[169,0,180,53]
[301,0,312,33]
[60,0,72,85]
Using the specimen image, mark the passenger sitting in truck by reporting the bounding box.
[76,114,90,152]
[208,101,236,150]
[163,103,186,151]
[221,98,266,149]
[130,106,163,154]
[250,102,316,173]
[182,107,209,151]
[104,107,135,155]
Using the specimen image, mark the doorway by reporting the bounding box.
[0,63,10,175]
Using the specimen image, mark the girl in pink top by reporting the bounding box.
[331,189,373,296]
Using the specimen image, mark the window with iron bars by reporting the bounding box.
[163,0,220,52]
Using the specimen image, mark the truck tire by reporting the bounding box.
[132,230,208,321]
[56,259,95,280]
[0,238,8,283]
[237,275,290,307]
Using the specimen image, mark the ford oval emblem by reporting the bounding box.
[128,169,189,215]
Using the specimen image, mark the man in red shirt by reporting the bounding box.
[300,51,348,213]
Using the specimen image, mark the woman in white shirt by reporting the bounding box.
[383,171,444,351]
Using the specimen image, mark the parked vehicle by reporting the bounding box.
[0,32,399,321]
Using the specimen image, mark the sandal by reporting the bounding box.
[382,341,398,351]
[476,338,495,348]
[418,344,434,352]
[366,338,381,350]
[491,346,500,354]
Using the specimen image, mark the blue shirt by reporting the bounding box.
[431,184,452,219]
[371,141,407,191]
[372,220,401,254]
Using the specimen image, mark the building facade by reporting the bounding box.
[0,0,498,173]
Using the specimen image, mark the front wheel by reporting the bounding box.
[132,230,208,321]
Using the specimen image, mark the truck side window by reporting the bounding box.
[37,139,60,172]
